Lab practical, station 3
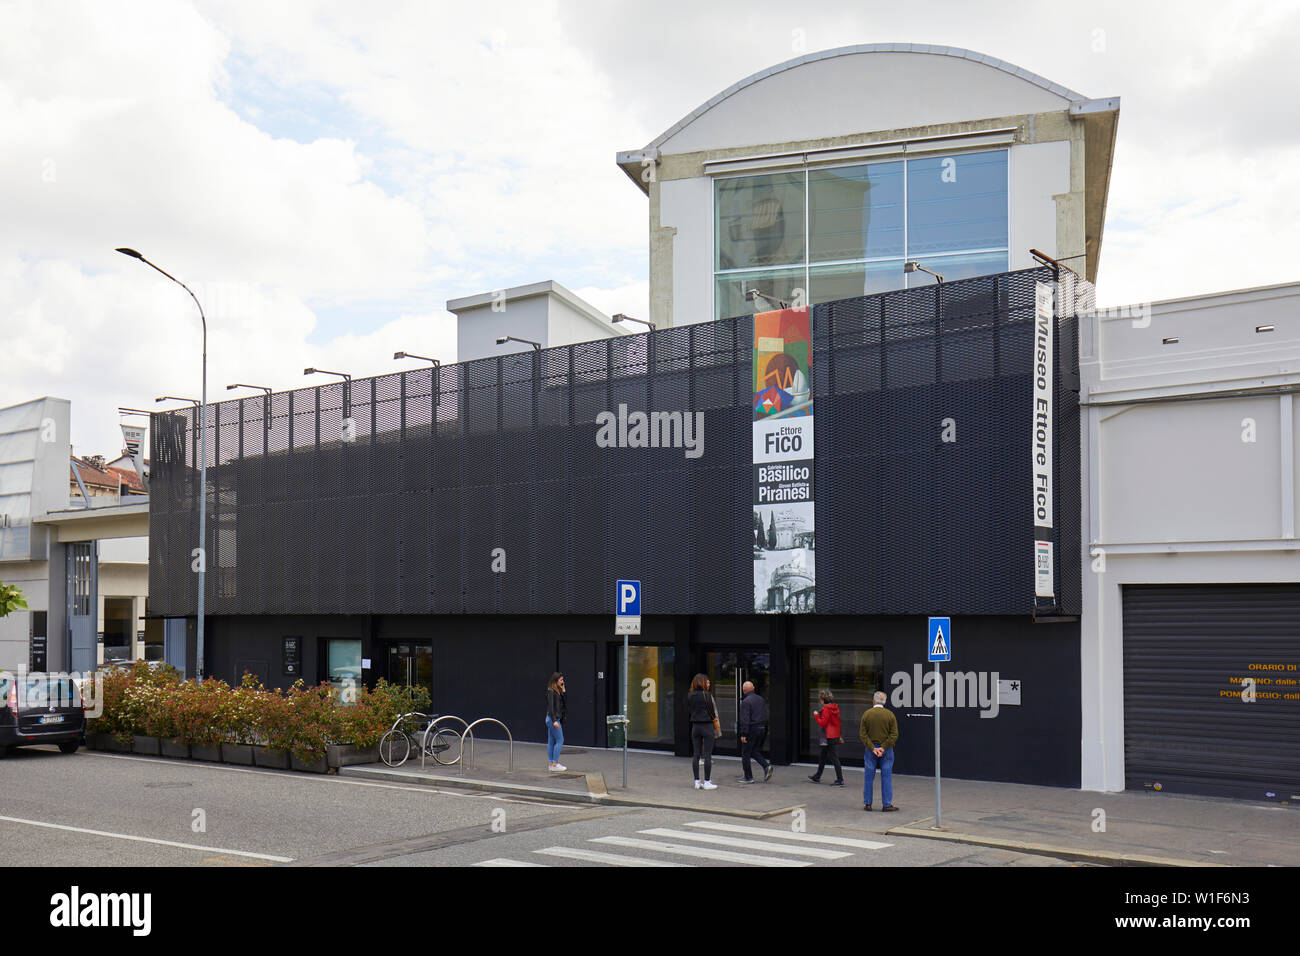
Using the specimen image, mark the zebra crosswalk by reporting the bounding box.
[471,819,892,868]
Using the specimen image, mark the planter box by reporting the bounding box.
[221,743,254,766]
[326,743,380,769]
[85,732,131,753]
[291,753,329,774]
[131,735,160,755]
[160,738,190,759]
[191,744,222,762]
[252,746,290,769]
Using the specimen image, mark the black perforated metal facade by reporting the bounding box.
[149,266,1083,618]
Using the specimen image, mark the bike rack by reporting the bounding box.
[458,718,513,775]
[420,714,470,768]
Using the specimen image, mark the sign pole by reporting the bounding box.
[614,579,640,790]
[622,631,628,789]
[934,660,942,829]
[927,616,949,831]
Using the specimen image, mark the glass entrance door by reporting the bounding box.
[385,642,432,693]
[701,648,770,755]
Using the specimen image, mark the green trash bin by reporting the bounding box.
[606,714,627,748]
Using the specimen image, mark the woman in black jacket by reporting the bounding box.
[686,673,718,790]
[546,672,567,771]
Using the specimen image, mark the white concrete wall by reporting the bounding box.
[546,296,624,349]
[1079,280,1300,791]
[98,536,148,563]
[1009,140,1070,272]
[455,296,549,364]
[0,397,70,557]
[659,177,714,325]
[659,51,1071,154]
[0,560,48,672]
[453,282,623,363]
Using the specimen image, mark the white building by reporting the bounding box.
[1081,281,1300,799]
[450,280,626,363]
[617,43,1119,327]
[0,397,151,674]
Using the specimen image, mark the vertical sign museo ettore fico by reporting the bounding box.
[752,308,815,612]
[1032,282,1055,599]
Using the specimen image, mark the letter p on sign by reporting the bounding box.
[617,580,640,616]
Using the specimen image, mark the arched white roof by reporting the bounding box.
[634,44,1089,156]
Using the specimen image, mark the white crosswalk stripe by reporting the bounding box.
[636,827,850,859]
[535,846,689,867]
[474,817,894,867]
[474,858,548,866]
[591,835,810,867]
[684,821,893,850]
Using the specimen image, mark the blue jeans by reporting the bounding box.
[863,747,894,806]
[546,718,563,763]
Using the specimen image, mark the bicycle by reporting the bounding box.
[420,718,462,766]
[379,712,425,768]
[378,712,462,767]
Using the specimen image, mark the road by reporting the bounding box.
[0,746,1096,867]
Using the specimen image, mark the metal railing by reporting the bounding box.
[420,714,469,768]
[458,718,513,775]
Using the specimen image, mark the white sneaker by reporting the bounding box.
[701,780,718,790]
[549,764,567,772]
[694,780,702,789]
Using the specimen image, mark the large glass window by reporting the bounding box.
[905,151,1008,255]
[326,639,363,684]
[716,172,805,271]
[800,648,884,763]
[713,150,1008,319]
[809,161,904,262]
[615,644,675,747]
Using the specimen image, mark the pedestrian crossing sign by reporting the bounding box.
[928,617,951,662]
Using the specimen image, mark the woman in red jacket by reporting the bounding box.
[808,689,844,785]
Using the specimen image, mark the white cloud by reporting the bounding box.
[3,0,1299,459]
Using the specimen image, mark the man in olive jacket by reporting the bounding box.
[859,690,899,811]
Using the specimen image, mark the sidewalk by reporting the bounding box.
[341,740,1299,867]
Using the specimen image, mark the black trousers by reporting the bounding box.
[813,739,843,782]
[691,723,715,780]
[741,726,770,779]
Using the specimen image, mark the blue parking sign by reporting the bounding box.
[928,617,951,662]
[616,580,640,616]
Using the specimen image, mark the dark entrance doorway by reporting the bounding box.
[557,641,596,746]
[699,648,771,756]
[383,642,432,695]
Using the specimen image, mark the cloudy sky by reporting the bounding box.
[2,0,1297,457]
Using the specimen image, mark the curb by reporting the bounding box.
[885,825,1226,868]
[340,766,804,819]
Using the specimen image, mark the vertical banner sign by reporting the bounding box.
[1032,282,1055,599]
[752,309,815,612]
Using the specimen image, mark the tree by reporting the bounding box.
[767,512,777,550]
[0,581,28,618]
[753,512,765,549]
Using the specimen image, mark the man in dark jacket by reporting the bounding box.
[738,680,773,783]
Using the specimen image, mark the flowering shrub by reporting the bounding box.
[87,664,402,762]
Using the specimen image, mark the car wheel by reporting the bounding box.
[58,742,80,754]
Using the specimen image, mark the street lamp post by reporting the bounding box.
[495,335,541,351]
[611,313,656,331]
[120,247,208,680]
[745,289,791,310]
[393,351,441,407]
[304,367,353,420]
[227,384,273,435]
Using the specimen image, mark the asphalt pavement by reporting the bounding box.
[343,738,1300,867]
